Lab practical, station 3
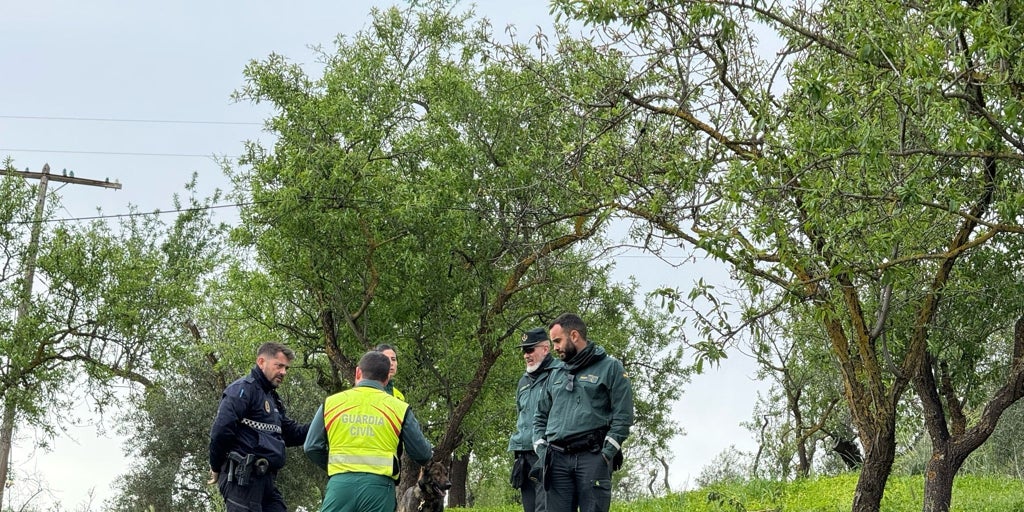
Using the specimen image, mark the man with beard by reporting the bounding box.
[508,327,563,512]
[532,314,634,512]
[209,342,311,512]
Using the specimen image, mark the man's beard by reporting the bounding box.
[561,343,578,361]
[526,360,542,373]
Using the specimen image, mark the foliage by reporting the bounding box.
[543,0,1024,509]
[743,303,850,480]
[958,389,1024,478]
[0,174,227,418]
[453,473,1024,512]
[695,445,752,489]
[0,169,228,511]
[110,2,689,508]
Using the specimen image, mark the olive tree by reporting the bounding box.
[0,170,227,511]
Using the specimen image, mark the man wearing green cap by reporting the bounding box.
[508,327,563,512]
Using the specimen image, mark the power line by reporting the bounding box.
[0,114,262,126]
[0,148,241,159]
[17,201,253,225]
[11,199,679,260]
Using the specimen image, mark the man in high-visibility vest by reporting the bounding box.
[304,351,433,512]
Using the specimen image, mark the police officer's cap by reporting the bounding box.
[518,327,548,348]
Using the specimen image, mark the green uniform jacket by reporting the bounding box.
[533,342,634,460]
[384,380,405,402]
[508,354,563,452]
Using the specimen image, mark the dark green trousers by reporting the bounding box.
[320,472,396,512]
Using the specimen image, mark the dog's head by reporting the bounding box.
[419,461,452,498]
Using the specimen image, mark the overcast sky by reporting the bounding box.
[2,1,766,509]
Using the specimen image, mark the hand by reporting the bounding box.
[529,445,548,484]
[601,447,617,468]
[207,471,218,485]
[528,463,543,484]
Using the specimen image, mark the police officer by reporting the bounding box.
[509,327,563,512]
[303,351,433,512]
[209,342,311,512]
[533,313,634,512]
[373,343,405,401]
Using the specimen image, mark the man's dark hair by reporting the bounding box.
[257,342,295,361]
[358,351,391,382]
[373,343,396,354]
[549,313,588,341]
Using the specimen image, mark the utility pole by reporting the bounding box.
[0,163,121,510]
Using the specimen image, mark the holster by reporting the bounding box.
[226,451,268,486]
[510,452,527,489]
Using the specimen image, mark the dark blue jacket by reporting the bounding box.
[209,366,310,472]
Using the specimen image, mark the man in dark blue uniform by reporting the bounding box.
[209,342,311,512]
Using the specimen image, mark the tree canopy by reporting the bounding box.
[546,0,1024,510]
[106,3,688,508]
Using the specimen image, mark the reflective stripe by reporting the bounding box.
[604,436,620,450]
[324,386,408,478]
[242,417,282,434]
[328,454,394,467]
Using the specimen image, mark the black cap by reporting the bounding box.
[518,327,548,348]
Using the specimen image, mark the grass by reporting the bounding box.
[448,473,1024,511]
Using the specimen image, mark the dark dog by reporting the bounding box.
[398,461,452,512]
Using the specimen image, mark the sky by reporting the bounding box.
[2,1,767,509]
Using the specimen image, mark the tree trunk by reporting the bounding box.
[0,401,15,511]
[914,318,1024,512]
[448,451,470,507]
[851,425,896,512]
[398,453,418,501]
[921,445,961,512]
[796,437,810,478]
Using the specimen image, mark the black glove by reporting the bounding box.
[528,463,542,484]
[510,454,526,489]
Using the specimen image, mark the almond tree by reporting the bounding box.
[227,2,686,504]
[548,0,1024,510]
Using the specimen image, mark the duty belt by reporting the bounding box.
[550,428,606,454]
[242,418,282,434]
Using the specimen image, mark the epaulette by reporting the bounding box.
[236,375,257,398]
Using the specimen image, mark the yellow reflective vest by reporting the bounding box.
[324,386,409,478]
